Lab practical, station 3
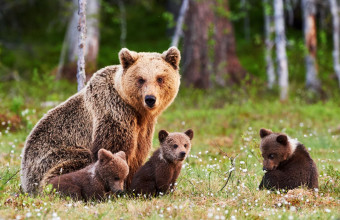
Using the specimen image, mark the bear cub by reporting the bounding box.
[131,129,194,196]
[259,128,318,190]
[49,149,129,201]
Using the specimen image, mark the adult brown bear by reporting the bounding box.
[21,47,181,194]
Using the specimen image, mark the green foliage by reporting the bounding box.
[162,12,175,29]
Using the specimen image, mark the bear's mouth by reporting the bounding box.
[177,157,185,161]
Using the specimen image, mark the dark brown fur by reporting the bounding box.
[130,129,193,196]
[49,150,128,201]
[259,128,318,190]
[21,47,181,194]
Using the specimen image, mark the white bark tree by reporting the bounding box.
[302,0,320,92]
[77,0,87,91]
[171,0,189,47]
[263,0,276,88]
[56,0,100,81]
[330,0,340,87]
[274,0,289,101]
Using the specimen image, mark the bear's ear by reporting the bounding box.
[184,129,194,140]
[119,48,139,69]
[260,128,273,138]
[276,135,288,145]
[158,130,169,143]
[98,149,113,163]
[115,151,127,161]
[162,46,181,70]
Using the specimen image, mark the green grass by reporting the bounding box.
[0,78,339,219]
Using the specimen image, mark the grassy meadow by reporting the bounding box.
[0,78,339,220]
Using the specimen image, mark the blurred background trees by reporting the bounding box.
[1,0,340,100]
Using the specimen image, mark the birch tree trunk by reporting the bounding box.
[329,0,340,87]
[274,0,289,101]
[263,0,276,88]
[171,0,189,47]
[77,0,87,91]
[302,0,320,92]
[56,0,100,81]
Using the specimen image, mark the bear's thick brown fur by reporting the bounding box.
[259,128,318,190]
[130,129,193,196]
[21,47,181,194]
[49,149,128,201]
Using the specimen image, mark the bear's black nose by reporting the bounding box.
[180,151,186,158]
[262,167,267,171]
[145,95,156,108]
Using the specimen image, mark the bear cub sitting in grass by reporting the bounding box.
[49,149,129,201]
[131,129,194,196]
[259,128,318,190]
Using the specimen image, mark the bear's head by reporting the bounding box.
[97,149,129,194]
[158,129,194,163]
[115,47,181,117]
[259,128,298,171]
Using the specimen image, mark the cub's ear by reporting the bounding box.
[276,135,288,145]
[162,46,181,70]
[260,128,273,138]
[98,149,113,163]
[158,130,169,143]
[119,48,139,69]
[115,151,127,161]
[184,129,194,140]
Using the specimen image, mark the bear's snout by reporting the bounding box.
[145,95,156,108]
[179,151,186,159]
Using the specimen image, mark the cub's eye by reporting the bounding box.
[138,78,145,85]
[173,144,178,149]
[114,177,120,181]
[184,144,187,148]
[268,154,274,159]
[157,77,163,84]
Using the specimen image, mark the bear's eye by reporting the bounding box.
[157,77,163,84]
[184,144,187,148]
[173,144,178,149]
[138,78,145,85]
[268,154,275,159]
[114,177,120,181]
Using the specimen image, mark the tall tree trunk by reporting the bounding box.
[263,0,276,88]
[182,0,214,89]
[214,0,247,85]
[171,0,189,47]
[274,0,289,101]
[56,0,100,81]
[77,0,87,91]
[183,0,247,88]
[329,0,340,87]
[302,0,320,92]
